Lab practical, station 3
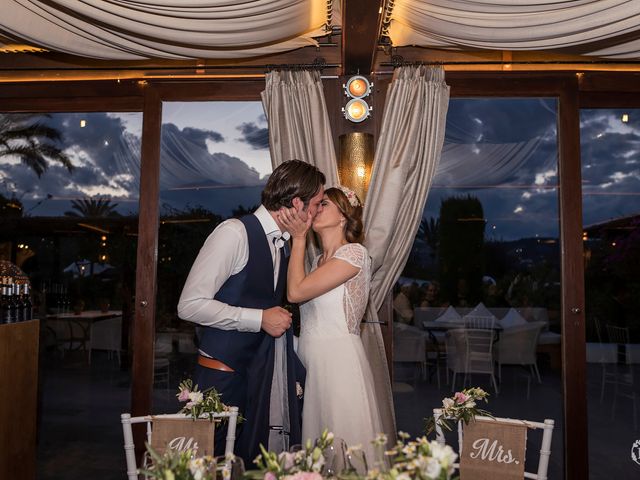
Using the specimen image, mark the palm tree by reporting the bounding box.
[418,216,440,256]
[0,114,73,177]
[64,197,120,217]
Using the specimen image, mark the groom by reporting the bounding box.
[177,159,325,465]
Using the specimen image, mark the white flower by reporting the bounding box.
[429,441,458,472]
[326,432,334,442]
[372,433,388,446]
[421,457,442,479]
[442,397,455,409]
[467,400,476,408]
[188,458,206,480]
[188,391,204,404]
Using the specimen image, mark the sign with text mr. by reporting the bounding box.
[150,417,216,457]
[460,420,527,480]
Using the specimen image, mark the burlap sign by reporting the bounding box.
[459,420,527,480]
[150,417,216,457]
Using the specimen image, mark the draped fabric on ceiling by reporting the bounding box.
[363,66,450,442]
[0,0,333,60]
[387,0,640,59]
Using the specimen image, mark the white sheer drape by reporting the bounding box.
[0,0,333,60]
[388,0,640,59]
[363,65,450,441]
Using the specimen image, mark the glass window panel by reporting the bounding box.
[0,111,141,479]
[155,101,271,412]
[581,108,640,478]
[395,98,563,478]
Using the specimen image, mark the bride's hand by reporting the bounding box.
[278,207,311,239]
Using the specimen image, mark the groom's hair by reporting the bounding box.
[262,159,325,210]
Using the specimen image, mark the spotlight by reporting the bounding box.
[344,75,372,98]
[343,98,371,123]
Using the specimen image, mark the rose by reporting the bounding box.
[263,472,277,480]
[283,472,323,480]
[442,397,455,409]
[453,391,469,404]
[178,388,190,402]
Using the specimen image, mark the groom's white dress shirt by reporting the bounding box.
[177,204,287,332]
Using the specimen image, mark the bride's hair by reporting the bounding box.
[325,187,364,243]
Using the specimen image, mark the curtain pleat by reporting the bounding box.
[388,0,640,59]
[0,0,333,60]
[363,65,451,442]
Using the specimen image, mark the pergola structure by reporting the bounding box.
[2,2,640,478]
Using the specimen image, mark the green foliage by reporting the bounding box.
[0,113,73,177]
[64,197,120,217]
[438,195,485,306]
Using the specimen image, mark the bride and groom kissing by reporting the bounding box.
[177,159,385,466]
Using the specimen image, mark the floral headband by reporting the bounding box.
[336,185,361,208]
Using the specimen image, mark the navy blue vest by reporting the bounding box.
[198,214,288,374]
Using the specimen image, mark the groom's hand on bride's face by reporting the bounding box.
[261,306,292,337]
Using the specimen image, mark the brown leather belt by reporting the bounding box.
[198,355,235,372]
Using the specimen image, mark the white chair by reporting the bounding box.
[433,408,555,480]
[445,329,466,390]
[121,409,239,480]
[462,328,499,394]
[495,321,545,384]
[464,315,496,330]
[89,316,122,365]
[394,325,428,386]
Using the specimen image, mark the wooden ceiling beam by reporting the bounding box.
[342,0,385,75]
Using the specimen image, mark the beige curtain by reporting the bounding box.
[0,0,334,60]
[363,65,450,440]
[262,69,338,182]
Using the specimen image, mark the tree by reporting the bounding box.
[0,114,73,177]
[64,197,120,217]
[438,195,486,306]
[417,216,440,258]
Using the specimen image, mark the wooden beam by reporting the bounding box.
[557,76,589,480]
[131,86,162,455]
[342,0,384,75]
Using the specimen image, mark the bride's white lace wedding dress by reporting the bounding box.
[298,243,383,462]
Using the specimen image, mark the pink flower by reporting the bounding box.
[284,473,323,480]
[264,473,277,480]
[178,388,190,402]
[453,392,469,404]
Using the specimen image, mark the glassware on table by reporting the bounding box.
[323,436,347,477]
[215,455,244,480]
[344,445,368,475]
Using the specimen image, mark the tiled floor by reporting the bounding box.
[35,350,639,479]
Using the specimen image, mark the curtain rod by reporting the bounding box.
[379,59,640,67]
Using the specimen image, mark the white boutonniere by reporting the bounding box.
[296,382,304,399]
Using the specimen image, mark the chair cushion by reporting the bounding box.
[499,308,528,329]
[538,331,561,345]
[434,305,462,323]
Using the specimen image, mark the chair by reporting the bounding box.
[393,325,428,386]
[445,329,466,390]
[121,409,239,480]
[495,321,545,384]
[89,316,122,365]
[464,315,496,330]
[602,325,637,427]
[154,338,172,390]
[464,328,499,394]
[433,408,554,480]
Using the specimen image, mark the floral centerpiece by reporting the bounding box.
[140,446,217,480]
[250,429,334,479]
[176,379,241,422]
[425,387,492,436]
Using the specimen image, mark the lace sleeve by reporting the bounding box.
[333,243,367,269]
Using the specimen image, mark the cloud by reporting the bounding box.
[236,122,269,150]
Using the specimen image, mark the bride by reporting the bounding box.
[278,185,383,462]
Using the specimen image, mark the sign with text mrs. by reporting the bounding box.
[460,420,527,480]
[150,417,216,457]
